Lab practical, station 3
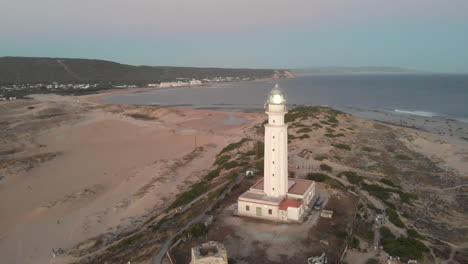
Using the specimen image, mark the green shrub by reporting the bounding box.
[285,106,321,123]
[307,172,329,182]
[255,141,264,158]
[114,233,144,249]
[307,172,344,189]
[151,217,168,231]
[312,123,323,129]
[298,134,310,140]
[319,120,329,125]
[338,171,364,184]
[169,182,208,209]
[362,146,376,152]
[185,222,207,237]
[386,208,405,228]
[214,155,230,166]
[204,168,221,181]
[232,183,241,191]
[314,155,327,161]
[297,127,312,133]
[380,226,396,240]
[379,178,401,189]
[350,237,360,249]
[325,133,345,138]
[332,143,351,150]
[366,258,379,264]
[395,154,413,160]
[362,183,391,201]
[223,161,239,170]
[398,192,418,204]
[208,186,228,200]
[407,228,426,240]
[245,150,256,156]
[255,159,264,172]
[219,138,250,155]
[380,227,428,261]
[320,164,333,172]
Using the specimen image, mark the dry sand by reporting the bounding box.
[0,92,263,264]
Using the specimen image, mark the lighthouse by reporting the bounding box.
[237,84,315,222]
[263,84,289,197]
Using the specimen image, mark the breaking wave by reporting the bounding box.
[394,109,439,117]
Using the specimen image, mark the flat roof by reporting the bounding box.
[250,178,300,192]
[239,190,283,205]
[288,179,314,195]
[279,198,303,210]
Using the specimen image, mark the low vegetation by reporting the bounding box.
[320,164,333,172]
[297,127,312,134]
[331,143,351,150]
[395,154,413,161]
[362,183,391,200]
[218,138,250,155]
[306,172,344,189]
[338,171,364,184]
[324,133,345,138]
[203,168,221,181]
[314,155,327,161]
[407,228,426,240]
[362,146,376,152]
[380,227,429,261]
[168,182,209,209]
[386,208,405,228]
[285,106,321,123]
[214,155,230,166]
[366,258,379,264]
[379,178,401,189]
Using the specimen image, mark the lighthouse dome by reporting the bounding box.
[268,84,286,105]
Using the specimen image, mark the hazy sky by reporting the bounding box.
[1,0,468,72]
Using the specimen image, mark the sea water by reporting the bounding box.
[103,74,468,122]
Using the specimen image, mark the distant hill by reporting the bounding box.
[295,66,418,75]
[0,57,279,84]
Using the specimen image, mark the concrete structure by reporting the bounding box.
[320,210,333,218]
[237,85,315,222]
[191,241,228,264]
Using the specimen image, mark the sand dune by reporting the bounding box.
[0,95,262,264]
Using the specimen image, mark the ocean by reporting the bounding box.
[103,74,468,123]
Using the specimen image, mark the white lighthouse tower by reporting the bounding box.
[237,84,315,222]
[263,84,288,197]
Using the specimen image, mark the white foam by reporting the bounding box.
[394,109,438,117]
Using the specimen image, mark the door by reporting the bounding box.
[256,207,262,216]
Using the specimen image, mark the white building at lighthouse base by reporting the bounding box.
[237,178,315,222]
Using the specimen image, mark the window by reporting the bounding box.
[246,205,250,211]
[272,148,275,151]
[268,209,273,215]
[272,187,275,191]
[273,120,275,123]
[272,161,275,164]
[273,136,275,139]
[272,173,274,176]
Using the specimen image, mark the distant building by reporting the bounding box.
[189,80,202,85]
[237,85,315,222]
[191,241,228,264]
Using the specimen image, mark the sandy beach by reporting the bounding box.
[0,91,263,264]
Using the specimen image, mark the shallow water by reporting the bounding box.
[103,74,468,122]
